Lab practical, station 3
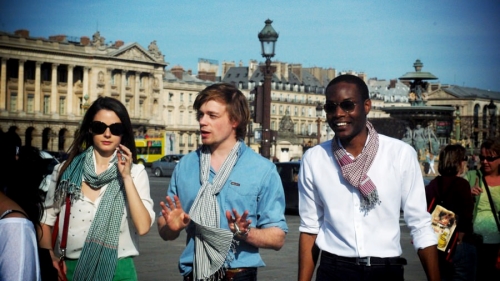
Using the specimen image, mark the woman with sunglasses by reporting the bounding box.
[39,97,155,281]
[465,138,500,280]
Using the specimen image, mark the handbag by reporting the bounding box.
[426,177,459,263]
[51,195,71,281]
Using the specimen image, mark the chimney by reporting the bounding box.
[206,71,216,82]
[187,69,192,75]
[389,79,397,89]
[197,70,207,81]
[114,40,124,48]
[80,36,90,46]
[49,35,67,42]
[14,29,29,38]
[171,66,184,80]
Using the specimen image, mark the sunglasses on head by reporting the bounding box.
[479,155,500,162]
[323,100,357,114]
[90,121,124,136]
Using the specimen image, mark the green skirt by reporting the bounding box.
[65,257,137,281]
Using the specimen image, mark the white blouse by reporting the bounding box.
[42,158,155,259]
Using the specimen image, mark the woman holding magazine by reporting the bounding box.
[425,144,475,280]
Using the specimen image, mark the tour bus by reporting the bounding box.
[135,133,177,166]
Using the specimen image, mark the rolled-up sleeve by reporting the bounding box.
[400,148,437,251]
[41,164,61,226]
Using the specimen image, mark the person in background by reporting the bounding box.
[157,83,287,281]
[0,133,56,280]
[464,138,500,280]
[298,74,439,281]
[425,144,476,280]
[39,97,155,281]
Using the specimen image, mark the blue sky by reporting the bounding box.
[1,0,499,91]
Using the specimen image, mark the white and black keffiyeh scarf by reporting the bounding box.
[332,121,380,214]
[188,141,241,280]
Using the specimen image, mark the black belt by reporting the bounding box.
[183,267,257,281]
[322,251,407,267]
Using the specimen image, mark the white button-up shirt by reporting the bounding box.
[299,134,436,258]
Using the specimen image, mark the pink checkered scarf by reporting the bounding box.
[332,121,380,213]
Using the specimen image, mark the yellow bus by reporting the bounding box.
[135,136,165,166]
[135,133,177,166]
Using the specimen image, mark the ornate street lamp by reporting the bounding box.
[258,19,278,159]
[488,99,497,138]
[315,102,323,144]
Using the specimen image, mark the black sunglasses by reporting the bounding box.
[479,155,500,162]
[323,100,357,114]
[90,121,124,136]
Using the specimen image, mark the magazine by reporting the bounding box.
[430,205,457,252]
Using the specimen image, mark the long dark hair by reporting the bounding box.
[58,97,137,181]
[0,133,44,228]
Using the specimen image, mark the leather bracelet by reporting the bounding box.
[234,223,251,238]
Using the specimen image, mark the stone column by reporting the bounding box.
[105,68,112,97]
[135,73,141,119]
[155,73,163,122]
[34,61,42,114]
[50,63,59,116]
[134,72,141,117]
[83,67,90,106]
[0,58,8,112]
[17,59,26,112]
[67,64,74,116]
[121,70,127,104]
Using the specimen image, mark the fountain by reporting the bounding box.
[381,59,455,159]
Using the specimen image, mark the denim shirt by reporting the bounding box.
[167,142,288,276]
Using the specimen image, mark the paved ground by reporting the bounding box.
[134,174,431,281]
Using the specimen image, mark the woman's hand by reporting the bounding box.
[48,249,67,281]
[116,144,132,178]
[471,177,483,196]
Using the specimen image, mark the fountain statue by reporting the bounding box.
[382,59,455,159]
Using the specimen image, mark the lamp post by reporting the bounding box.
[488,99,496,138]
[315,102,323,145]
[195,130,201,149]
[258,19,278,159]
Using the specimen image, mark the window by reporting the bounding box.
[9,93,17,112]
[111,73,115,85]
[279,105,283,114]
[272,105,276,114]
[271,121,276,130]
[302,107,305,116]
[179,111,184,125]
[125,99,130,109]
[294,107,298,116]
[43,96,50,114]
[169,92,173,102]
[180,93,184,102]
[59,97,66,115]
[139,100,144,118]
[189,93,192,102]
[27,94,34,113]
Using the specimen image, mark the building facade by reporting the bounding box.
[0,29,166,152]
[2,28,499,161]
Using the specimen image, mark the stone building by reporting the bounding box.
[0,29,167,152]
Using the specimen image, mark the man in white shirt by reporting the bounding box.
[298,75,440,281]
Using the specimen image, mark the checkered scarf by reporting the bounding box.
[54,147,124,281]
[332,121,380,213]
[188,141,241,280]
